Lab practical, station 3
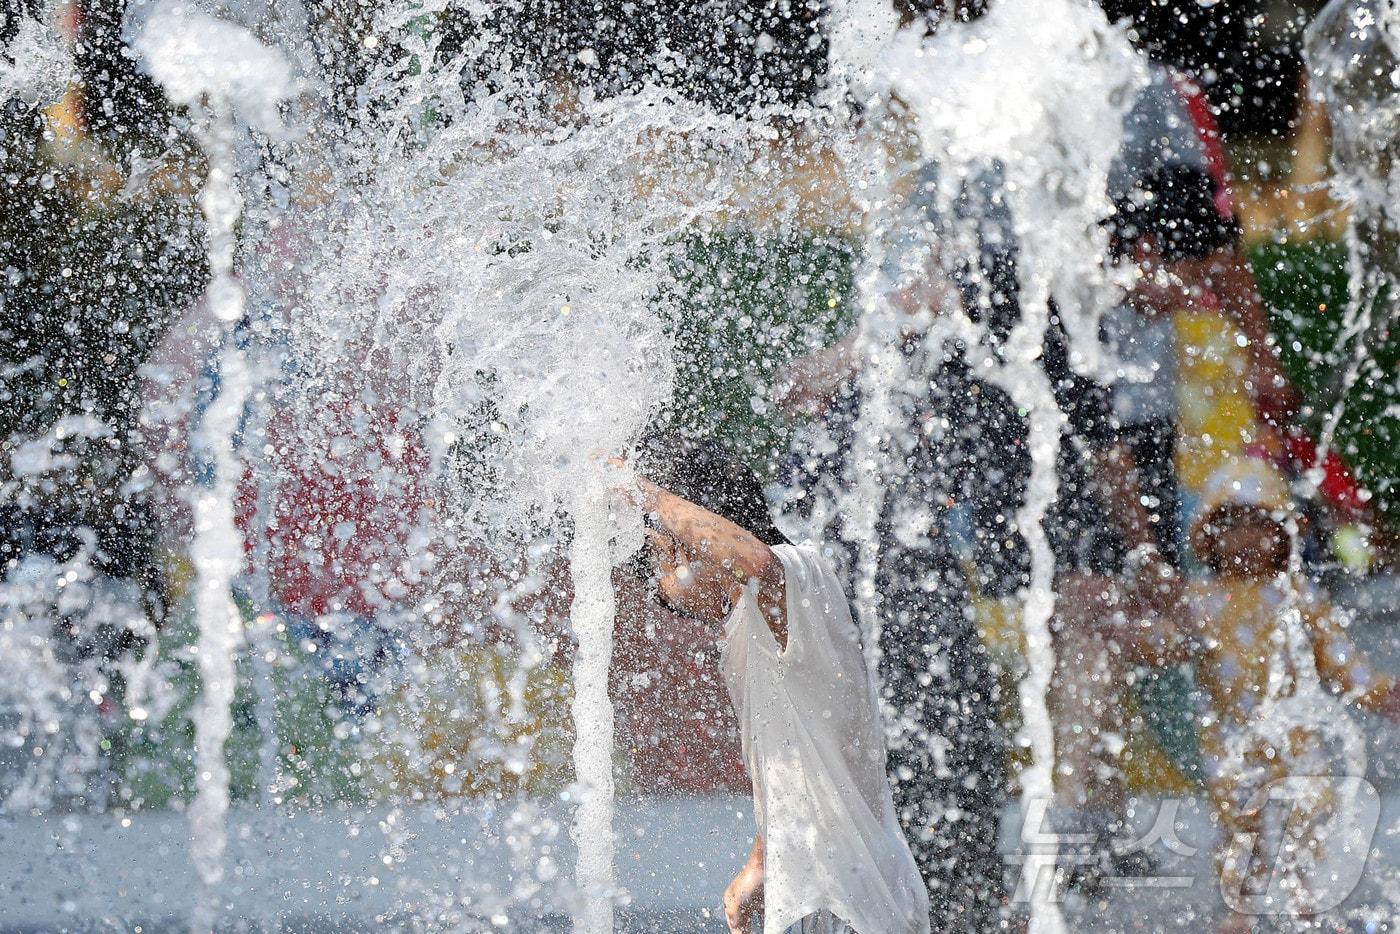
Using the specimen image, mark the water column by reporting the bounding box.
[1224,2,1400,915]
[1306,0,1400,488]
[983,293,1069,934]
[291,20,730,914]
[185,103,254,933]
[865,4,1142,927]
[567,488,619,932]
[128,5,294,927]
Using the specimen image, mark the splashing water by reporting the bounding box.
[0,3,77,108]
[1307,1,1400,484]
[1256,0,1400,916]
[882,0,1143,381]
[12,0,1400,930]
[827,3,1143,929]
[0,543,120,810]
[289,13,772,924]
[1306,0,1400,795]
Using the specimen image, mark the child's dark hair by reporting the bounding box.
[634,432,791,547]
[893,0,990,29]
[1192,503,1290,576]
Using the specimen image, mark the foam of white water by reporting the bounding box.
[129,1,295,136]
[881,0,1143,384]
[183,112,254,933]
[824,0,901,102]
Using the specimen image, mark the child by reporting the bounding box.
[627,435,930,934]
[1181,456,1400,929]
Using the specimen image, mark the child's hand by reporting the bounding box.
[597,452,659,514]
[724,842,764,933]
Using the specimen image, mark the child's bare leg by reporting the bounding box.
[1212,778,1265,934]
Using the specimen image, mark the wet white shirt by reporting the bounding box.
[720,542,930,934]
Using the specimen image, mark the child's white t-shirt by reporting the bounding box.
[720,542,930,934]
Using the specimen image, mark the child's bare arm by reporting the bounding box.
[639,478,788,647]
[1306,606,1400,718]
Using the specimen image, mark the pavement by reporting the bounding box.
[3,789,1399,932]
[2,577,1396,932]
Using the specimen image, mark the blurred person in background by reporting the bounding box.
[1,0,206,804]
[1044,54,1251,886]
[772,103,1026,934]
[1058,39,1393,888]
[1103,2,1390,561]
[1088,452,1400,931]
[1181,455,1400,931]
[771,0,1246,918]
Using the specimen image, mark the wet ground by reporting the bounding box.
[4,578,1397,933]
[5,783,1398,931]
